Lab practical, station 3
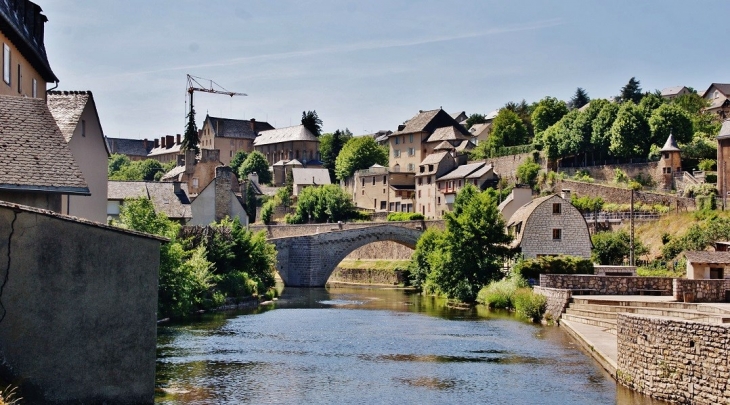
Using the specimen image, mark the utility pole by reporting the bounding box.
[630,188,635,266]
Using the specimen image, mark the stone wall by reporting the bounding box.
[0,202,162,403]
[482,152,539,182]
[534,286,572,321]
[539,274,674,295]
[594,265,637,276]
[344,241,414,260]
[560,162,662,186]
[328,268,406,285]
[617,314,730,404]
[673,279,730,303]
[250,219,444,239]
[555,179,695,209]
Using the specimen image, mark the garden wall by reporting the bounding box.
[555,179,695,209]
[533,286,572,322]
[617,314,730,404]
[539,274,673,295]
[481,152,539,182]
[560,162,662,185]
[673,279,730,303]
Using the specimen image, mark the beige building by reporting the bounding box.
[498,186,533,223]
[254,125,320,165]
[0,1,56,99]
[188,166,248,226]
[48,90,110,223]
[434,162,496,217]
[346,164,415,213]
[684,251,730,280]
[147,134,182,164]
[415,152,457,218]
[199,115,274,166]
[469,122,492,146]
[702,83,730,119]
[292,167,331,197]
[161,149,227,197]
[506,194,592,259]
[660,86,691,99]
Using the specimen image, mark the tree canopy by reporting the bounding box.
[238,151,272,185]
[531,96,569,137]
[609,101,650,157]
[181,107,200,153]
[648,103,693,145]
[301,110,323,137]
[487,109,529,150]
[619,77,643,104]
[229,150,249,174]
[334,136,388,180]
[320,129,352,182]
[569,87,590,110]
[286,184,354,224]
[465,113,486,129]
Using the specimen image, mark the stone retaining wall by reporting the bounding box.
[555,179,695,209]
[483,152,539,182]
[594,265,637,276]
[344,241,414,260]
[673,279,730,303]
[560,162,662,185]
[328,268,406,285]
[534,286,572,321]
[617,314,730,404]
[540,274,674,295]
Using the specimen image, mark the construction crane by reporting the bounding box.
[186,74,247,117]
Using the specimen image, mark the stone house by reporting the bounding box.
[107,137,153,160]
[199,115,274,166]
[660,86,691,99]
[47,90,109,223]
[188,166,248,226]
[161,149,225,196]
[346,164,415,213]
[0,94,88,211]
[506,194,592,259]
[684,251,730,280]
[469,122,491,146]
[433,161,497,218]
[450,111,468,126]
[0,0,57,99]
[107,180,191,223]
[701,83,730,119]
[415,151,457,218]
[254,124,320,165]
[292,167,331,196]
[147,134,182,164]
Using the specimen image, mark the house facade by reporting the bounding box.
[160,149,226,197]
[48,90,109,223]
[254,125,320,165]
[188,166,248,226]
[199,115,274,166]
[702,83,730,119]
[506,194,592,259]
[107,181,192,223]
[684,251,730,280]
[292,167,330,196]
[344,165,415,213]
[147,134,182,164]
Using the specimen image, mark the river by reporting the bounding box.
[156,285,664,404]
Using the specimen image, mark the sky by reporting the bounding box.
[40,1,730,140]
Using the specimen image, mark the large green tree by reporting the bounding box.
[181,107,200,153]
[504,100,534,137]
[465,113,486,129]
[649,103,693,145]
[239,151,272,185]
[319,129,352,182]
[531,96,569,137]
[230,150,249,174]
[618,77,643,104]
[591,102,619,154]
[334,136,388,180]
[591,230,647,265]
[569,87,590,110]
[301,110,323,137]
[486,109,529,150]
[287,184,354,223]
[609,102,650,158]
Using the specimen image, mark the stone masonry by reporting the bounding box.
[540,274,674,295]
[214,166,234,222]
[270,224,422,287]
[555,179,695,209]
[617,314,730,404]
[533,286,572,322]
[673,279,730,303]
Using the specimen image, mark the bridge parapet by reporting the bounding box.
[250,220,444,239]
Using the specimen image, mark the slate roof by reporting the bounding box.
[393,109,470,137]
[702,83,730,98]
[148,142,182,157]
[292,168,331,186]
[507,195,554,246]
[660,86,688,97]
[485,110,499,121]
[0,0,57,82]
[0,95,88,194]
[437,162,486,181]
[684,251,730,265]
[718,120,730,140]
[420,151,450,166]
[253,125,318,146]
[433,141,454,151]
[426,126,471,143]
[204,115,273,140]
[660,133,680,152]
[107,137,153,157]
[466,163,493,179]
[47,91,111,156]
[160,165,186,181]
[455,140,474,152]
[108,181,191,220]
[469,122,491,136]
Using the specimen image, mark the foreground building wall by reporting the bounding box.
[0,202,161,403]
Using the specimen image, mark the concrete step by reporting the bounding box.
[569,303,722,321]
[561,314,616,329]
[571,298,730,316]
[565,308,618,320]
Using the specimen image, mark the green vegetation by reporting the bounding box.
[238,151,272,185]
[569,87,590,110]
[482,109,529,151]
[229,150,248,175]
[319,129,352,181]
[285,184,354,224]
[108,154,174,181]
[181,106,200,154]
[515,157,540,188]
[301,110,323,137]
[386,212,424,221]
[531,96,569,138]
[511,256,593,281]
[570,194,604,213]
[408,185,512,303]
[334,136,389,180]
[592,230,648,265]
[661,214,730,260]
[117,199,276,318]
[476,276,546,322]
[465,113,486,129]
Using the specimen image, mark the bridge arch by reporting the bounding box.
[270,224,422,287]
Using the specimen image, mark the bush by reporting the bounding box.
[476,276,528,309]
[684,183,717,198]
[511,255,593,281]
[696,194,717,211]
[572,170,594,183]
[387,212,425,221]
[219,271,257,298]
[613,168,629,184]
[698,159,716,171]
[261,200,274,224]
[592,231,648,265]
[512,288,547,322]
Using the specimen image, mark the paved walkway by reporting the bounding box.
[560,319,617,374]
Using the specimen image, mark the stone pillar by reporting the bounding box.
[214,166,233,222]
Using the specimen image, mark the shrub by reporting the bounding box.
[684,183,717,198]
[511,255,593,281]
[706,174,717,184]
[261,200,274,224]
[219,271,258,298]
[696,194,717,211]
[387,212,425,221]
[698,159,716,171]
[592,231,648,265]
[572,170,594,183]
[613,168,629,184]
[512,288,547,322]
[476,276,528,309]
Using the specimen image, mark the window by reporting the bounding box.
[437,197,441,204]
[395,137,400,145]
[383,176,387,185]
[552,229,562,240]
[32,78,36,98]
[362,189,365,195]
[407,163,415,172]
[663,152,669,159]
[81,120,86,137]
[361,178,365,187]
[427,176,431,185]
[408,147,415,156]
[552,203,561,214]
[418,178,422,185]
[418,190,421,198]
[372,177,376,185]
[383,188,386,194]
[3,44,9,85]
[393,149,401,157]
[458,180,462,187]
[380,201,387,210]
[428,165,434,172]
[409,134,414,143]
[192,178,199,188]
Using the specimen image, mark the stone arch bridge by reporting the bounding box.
[268,223,431,287]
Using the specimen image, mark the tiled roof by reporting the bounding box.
[702,83,730,98]
[420,151,450,166]
[107,137,153,157]
[660,86,688,97]
[292,168,331,186]
[426,126,471,143]
[455,140,474,152]
[148,142,182,157]
[285,159,303,166]
[433,140,454,151]
[466,163,493,179]
[0,95,88,194]
[485,110,499,121]
[684,251,730,265]
[205,115,273,140]
[393,109,471,138]
[660,133,680,152]
[718,120,730,140]
[469,122,491,135]
[437,162,486,181]
[47,91,90,142]
[253,125,318,146]
[108,181,191,220]
[160,165,186,181]
[0,0,57,82]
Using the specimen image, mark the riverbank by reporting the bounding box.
[328,260,410,285]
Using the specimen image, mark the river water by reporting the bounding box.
[156,285,663,404]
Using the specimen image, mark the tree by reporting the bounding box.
[181,107,200,153]
[244,180,257,224]
[465,113,486,129]
[287,184,354,223]
[649,103,693,145]
[531,96,569,137]
[591,102,619,154]
[591,231,647,265]
[516,157,541,188]
[487,109,529,150]
[230,150,249,175]
[319,129,352,182]
[637,93,665,116]
[618,77,643,104]
[109,153,131,176]
[334,136,388,180]
[239,151,272,185]
[301,110,323,137]
[139,159,163,181]
[569,87,590,110]
[609,102,650,157]
[504,99,534,137]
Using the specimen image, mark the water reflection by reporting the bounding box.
[156,285,666,404]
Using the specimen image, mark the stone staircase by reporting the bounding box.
[561,298,730,334]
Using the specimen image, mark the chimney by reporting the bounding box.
[166,135,174,149]
[154,139,160,149]
[214,166,234,223]
[160,136,166,148]
[173,182,181,194]
[397,124,406,131]
[250,118,256,131]
[561,189,571,200]
[184,149,196,175]
[143,138,148,151]
[176,134,181,145]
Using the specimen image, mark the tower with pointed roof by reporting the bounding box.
[659,132,681,190]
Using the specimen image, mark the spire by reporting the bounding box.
[660,131,680,152]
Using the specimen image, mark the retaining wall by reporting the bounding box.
[560,162,662,185]
[482,152,539,182]
[555,179,695,209]
[534,286,572,321]
[617,314,730,404]
[673,279,730,303]
[328,268,406,285]
[540,274,674,295]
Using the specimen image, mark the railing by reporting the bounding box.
[583,212,663,222]
[558,157,650,168]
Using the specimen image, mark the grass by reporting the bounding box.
[636,267,685,278]
[337,259,410,271]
